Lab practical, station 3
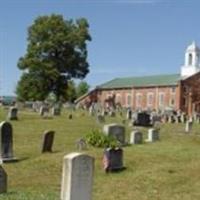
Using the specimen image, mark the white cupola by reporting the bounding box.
[181,41,200,78]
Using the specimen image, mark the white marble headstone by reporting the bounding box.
[61,152,94,200]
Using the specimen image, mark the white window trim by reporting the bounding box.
[147,92,154,107]
[136,93,142,108]
[158,92,165,107]
[126,93,132,107]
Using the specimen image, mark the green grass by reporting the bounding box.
[1,107,200,199]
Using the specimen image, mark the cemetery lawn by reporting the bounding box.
[1,108,200,200]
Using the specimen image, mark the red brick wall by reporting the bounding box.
[96,86,180,110]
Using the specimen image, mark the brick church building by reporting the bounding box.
[76,42,200,116]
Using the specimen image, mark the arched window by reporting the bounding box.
[189,53,193,65]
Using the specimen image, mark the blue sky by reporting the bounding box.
[0,0,200,95]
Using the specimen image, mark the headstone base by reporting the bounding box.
[1,157,18,163]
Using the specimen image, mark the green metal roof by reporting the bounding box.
[98,74,181,89]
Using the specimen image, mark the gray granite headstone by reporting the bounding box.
[61,153,94,200]
[103,124,125,144]
[0,165,7,193]
[0,121,17,162]
[130,130,143,144]
[7,107,18,120]
[42,130,55,153]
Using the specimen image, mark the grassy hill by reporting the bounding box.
[1,107,200,200]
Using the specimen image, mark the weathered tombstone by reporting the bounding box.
[0,121,17,162]
[76,138,87,151]
[42,130,55,153]
[7,107,18,120]
[185,120,193,133]
[146,128,159,142]
[130,130,143,144]
[103,124,125,144]
[96,114,105,124]
[0,165,7,193]
[126,109,132,120]
[61,153,94,200]
[103,148,124,172]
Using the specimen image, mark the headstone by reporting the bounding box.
[51,106,61,116]
[76,138,87,151]
[103,148,124,172]
[134,112,151,126]
[96,114,105,124]
[42,130,55,153]
[185,120,193,133]
[108,110,115,117]
[89,106,95,116]
[0,165,7,193]
[7,107,18,120]
[68,114,73,120]
[146,128,159,142]
[130,130,143,144]
[0,121,17,162]
[126,109,132,120]
[61,153,94,200]
[39,105,49,116]
[103,124,125,144]
[168,115,175,123]
[181,113,187,123]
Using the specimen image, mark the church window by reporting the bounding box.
[126,94,132,107]
[147,93,154,106]
[159,93,165,107]
[116,94,121,104]
[136,93,142,108]
[171,87,176,93]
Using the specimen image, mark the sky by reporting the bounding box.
[1,0,200,95]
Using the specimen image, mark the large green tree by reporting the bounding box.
[16,14,91,101]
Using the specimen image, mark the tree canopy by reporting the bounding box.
[16,14,91,101]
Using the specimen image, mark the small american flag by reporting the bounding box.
[102,153,109,172]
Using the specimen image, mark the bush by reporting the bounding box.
[85,129,118,148]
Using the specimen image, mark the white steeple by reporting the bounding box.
[181,41,200,78]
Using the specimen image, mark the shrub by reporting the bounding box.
[85,129,118,148]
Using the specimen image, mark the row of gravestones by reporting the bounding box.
[6,105,61,121]
[103,121,193,145]
[103,123,160,145]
